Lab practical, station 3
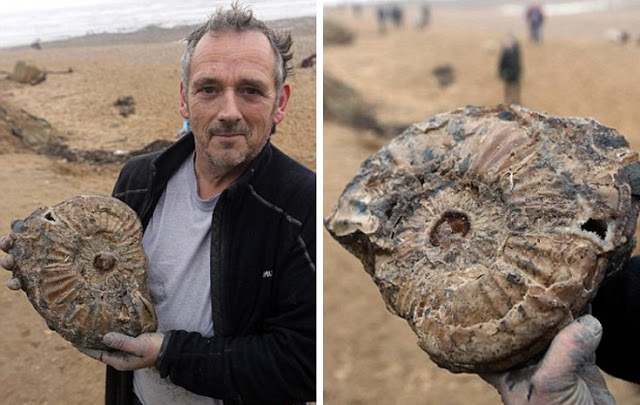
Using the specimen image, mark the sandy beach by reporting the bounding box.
[0,16,315,404]
[324,2,640,404]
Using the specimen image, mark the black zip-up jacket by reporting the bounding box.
[105,133,316,405]
[593,255,640,383]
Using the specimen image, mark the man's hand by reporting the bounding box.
[78,332,165,371]
[482,315,616,405]
[0,235,21,290]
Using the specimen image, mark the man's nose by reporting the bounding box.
[218,90,242,122]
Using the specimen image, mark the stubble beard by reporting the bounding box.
[203,120,255,171]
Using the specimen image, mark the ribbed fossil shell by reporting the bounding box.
[9,195,157,349]
[325,105,640,373]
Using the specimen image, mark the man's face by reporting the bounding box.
[180,30,290,170]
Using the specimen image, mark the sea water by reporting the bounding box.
[0,0,316,48]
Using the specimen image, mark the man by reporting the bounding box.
[525,2,545,43]
[1,3,315,405]
[498,34,522,105]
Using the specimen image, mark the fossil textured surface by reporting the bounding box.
[9,195,157,349]
[325,105,640,373]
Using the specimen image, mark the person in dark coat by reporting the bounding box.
[498,34,522,105]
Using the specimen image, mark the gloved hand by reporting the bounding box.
[482,315,616,405]
[77,332,166,371]
[1,235,22,290]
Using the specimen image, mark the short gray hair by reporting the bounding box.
[181,2,293,101]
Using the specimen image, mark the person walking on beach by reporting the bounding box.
[377,6,387,35]
[1,3,316,405]
[498,34,522,105]
[417,3,431,30]
[526,2,545,43]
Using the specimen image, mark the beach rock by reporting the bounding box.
[114,96,135,117]
[13,110,57,147]
[324,19,355,46]
[9,195,157,349]
[300,53,316,68]
[432,64,455,87]
[324,73,407,140]
[9,60,46,85]
[605,28,630,43]
[323,73,378,130]
[325,104,640,373]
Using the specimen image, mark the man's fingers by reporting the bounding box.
[1,254,14,270]
[479,372,503,388]
[6,277,21,290]
[77,344,133,368]
[1,246,21,289]
[0,235,12,253]
[534,315,602,387]
[103,332,141,355]
[75,346,105,361]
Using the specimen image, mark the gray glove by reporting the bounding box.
[482,315,616,405]
[1,235,22,290]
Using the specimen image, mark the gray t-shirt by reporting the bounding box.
[134,152,222,405]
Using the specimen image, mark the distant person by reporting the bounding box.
[498,34,522,105]
[352,3,363,17]
[390,5,404,28]
[377,6,387,35]
[526,2,545,42]
[417,3,431,29]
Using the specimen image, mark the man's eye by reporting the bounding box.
[243,87,261,96]
[201,87,216,94]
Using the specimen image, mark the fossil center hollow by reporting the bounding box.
[93,252,117,273]
[429,210,471,247]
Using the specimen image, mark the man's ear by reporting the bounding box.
[273,83,291,126]
[179,82,190,119]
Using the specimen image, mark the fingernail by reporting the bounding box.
[7,278,21,290]
[0,236,9,250]
[578,314,601,333]
[1,254,14,269]
[103,333,114,345]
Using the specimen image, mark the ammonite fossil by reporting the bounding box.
[325,105,640,373]
[9,195,157,349]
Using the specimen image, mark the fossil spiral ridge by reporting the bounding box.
[325,105,640,373]
[9,195,157,349]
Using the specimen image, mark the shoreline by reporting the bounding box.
[0,15,316,51]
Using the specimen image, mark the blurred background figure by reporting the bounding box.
[526,2,545,42]
[175,119,190,138]
[390,4,404,28]
[351,2,363,17]
[498,34,522,105]
[417,2,431,29]
[377,5,387,35]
